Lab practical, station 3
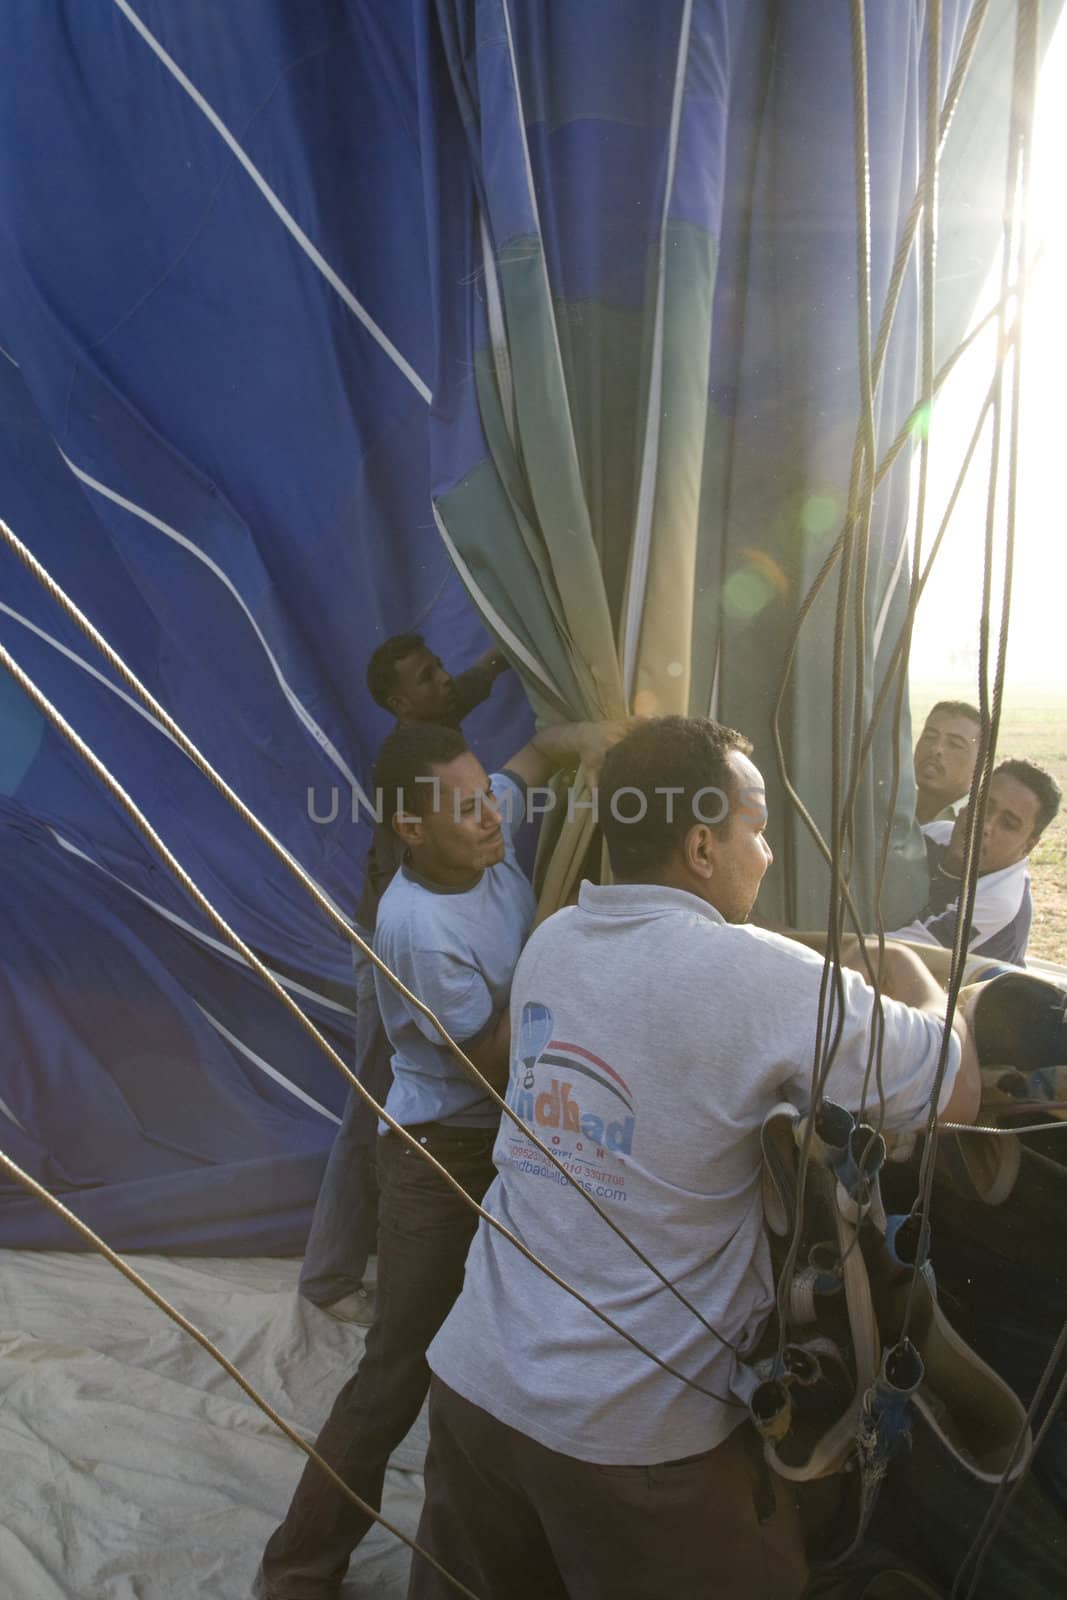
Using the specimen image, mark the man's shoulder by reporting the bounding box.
[375,870,450,944]
[973,853,1031,908]
[519,903,819,979]
[374,869,415,937]
[521,899,578,938]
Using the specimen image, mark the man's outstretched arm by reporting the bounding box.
[843,940,981,1126]
[504,720,631,789]
[450,648,511,721]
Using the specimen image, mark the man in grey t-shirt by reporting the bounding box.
[411,716,980,1600]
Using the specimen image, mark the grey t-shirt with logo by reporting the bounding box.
[429,881,960,1463]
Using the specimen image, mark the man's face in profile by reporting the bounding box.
[392,752,506,885]
[389,645,459,724]
[951,771,1043,876]
[705,750,774,924]
[914,711,979,811]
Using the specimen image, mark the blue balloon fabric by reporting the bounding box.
[0,0,1045,1254]
[0,0,529,1251]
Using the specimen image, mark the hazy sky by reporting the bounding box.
[909,15,1066,688]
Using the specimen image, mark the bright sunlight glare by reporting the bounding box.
[910,13,1067,688]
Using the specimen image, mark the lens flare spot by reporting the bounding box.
[724,568,774,620]
[738,547,789,600]
[800,495,838,535]
[633,689,659,717]
[667,660,683,678]
[910,401,932,440]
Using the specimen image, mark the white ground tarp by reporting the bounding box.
[0,1250,426,1599]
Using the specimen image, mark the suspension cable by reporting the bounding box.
[951,1310,1067,1600]
[904,0,1039,1343]
[0,633,741,1405]
[768,270,1029,934]
[0,514,741,1360]
[0,1143,483,1600]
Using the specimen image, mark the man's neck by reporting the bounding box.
[406,850,482,892]
[617,865,720,912]
[915,789,951,825]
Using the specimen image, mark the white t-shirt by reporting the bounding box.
[428,882,960,1464]
[890,820,1033,966]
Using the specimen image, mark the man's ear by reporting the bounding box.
[391,810,423,849]
[386,690,405,718]
[684,823,716,880]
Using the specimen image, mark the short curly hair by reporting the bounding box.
[993,758,1062,839]
[372,722,469,822]
[925,700,981,728]
[599,716,753,879]
[366,633,426,711]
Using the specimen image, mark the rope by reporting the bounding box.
[769,10,1055,1575]
[0,631,740,1406]
[0,1,1054,1583]
[775,0,882,1371]
[904,0,1039,1343]
[768,274,1028,943]
[857,0,942,1142]
[951,1310,1067,1600]
[940,1117,1067,1135]
[0,1143,483,1600]
[0,515,741,1364]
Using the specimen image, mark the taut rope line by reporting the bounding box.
[0,1143,482,1600]
[0,627,740,1401]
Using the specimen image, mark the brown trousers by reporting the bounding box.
[407,1379,808,1600]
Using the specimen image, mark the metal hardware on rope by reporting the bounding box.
[940,1116,1067,1135]
[832,1340,926,1568]
[0,513,742,1361]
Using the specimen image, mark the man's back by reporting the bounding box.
[428,879,952,1466]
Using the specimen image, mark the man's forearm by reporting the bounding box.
[879,950,946,1012]
[938,1016,980,1124]
[505,720,629,788]
[530,723,587,769]
[477,646,509,680]
[463,1009,512,1092]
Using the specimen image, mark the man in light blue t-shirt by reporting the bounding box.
[257,713,624,1600]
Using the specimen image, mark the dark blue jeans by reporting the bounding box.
[259,1122,497,1599]
[299,944,392,1308]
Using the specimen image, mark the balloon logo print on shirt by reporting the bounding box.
[519,1001,554,1090]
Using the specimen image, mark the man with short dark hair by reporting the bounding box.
[257,714,624,1600]
[892,756,1062,966]
[409,715,980,1600]
[913,700,981,824]
[365,633,505,727]
[299,635,509,1325]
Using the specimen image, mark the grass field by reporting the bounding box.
[912,684,1067,964]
